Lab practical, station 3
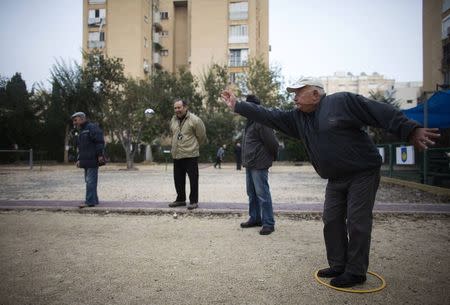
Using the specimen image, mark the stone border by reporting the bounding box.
[381,176,450,197]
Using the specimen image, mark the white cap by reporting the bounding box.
[286,76,324,93]
[71,112,86,119]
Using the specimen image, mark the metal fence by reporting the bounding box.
[0,149,33,169]
[377,143,450,187]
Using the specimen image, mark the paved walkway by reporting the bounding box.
[1,199,449,214]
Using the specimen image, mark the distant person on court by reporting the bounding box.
[240,95,279,235]
[214,144,226,169]
[234,142,242,170]
[221,77,440,287]
[71,112,105,208]
[169,99,207,210]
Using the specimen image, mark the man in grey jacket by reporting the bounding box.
[221,77,440,287]
[240,95,279,235]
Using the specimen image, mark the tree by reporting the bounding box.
[48,59,99,162]
[368,90,401,143]
[0,73,40,150]
[238,57,284,108]
[201,63,229,113]
[111,78,148,169]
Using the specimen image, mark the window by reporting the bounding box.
[442,16,450,39]
[88,31,105,48]
[88,9,106,26]
[229,49,248,67]
[229,25,248,43]
[160,49,169,56]
[144,15,148,23]
[144,37,148,48]
[89,9,106,19]
[407,100,413,104]
[229,72,245,84]
[229,1,248,20]
[160,30,169,37]
[160,11,169,19]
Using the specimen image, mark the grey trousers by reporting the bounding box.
[322,168,381,276]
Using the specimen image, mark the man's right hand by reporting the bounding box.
[221,90,237,111]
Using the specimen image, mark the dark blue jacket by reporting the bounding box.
[235,92,420,179]
[76,121,105,168]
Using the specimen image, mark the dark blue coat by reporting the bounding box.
[76,121,105,168]
[235,92,420,179]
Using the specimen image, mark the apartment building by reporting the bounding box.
[423,0,450,95]
[82,0,158,79]
[319,71,395,98]
[82,0,269,82]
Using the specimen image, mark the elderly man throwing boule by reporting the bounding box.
[221,77,440,288]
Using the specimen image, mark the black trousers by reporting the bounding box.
[322,168,380,276]
[173,157,199,203]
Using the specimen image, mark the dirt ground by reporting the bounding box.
[0,163,448,204]
[0,211,449,305]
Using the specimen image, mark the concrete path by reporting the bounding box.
[1,199,450,214]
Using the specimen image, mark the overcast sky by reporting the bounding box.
[0,0,422,89]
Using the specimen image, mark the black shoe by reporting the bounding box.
[79,204,96,208]
[168,201,186,207]
[317,267,344,278]
[240,220,262,228]
[259,226,275,235]
[330,272,367,288]
[187,203,198,210]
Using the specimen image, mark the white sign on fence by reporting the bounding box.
[378,147,385,163]
[396,146,415,165]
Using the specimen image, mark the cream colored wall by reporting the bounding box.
[190,0,229,76]
[248,0,268,63]
[423,0,443,92]
[108,0,144,79]
[174,5,188,70]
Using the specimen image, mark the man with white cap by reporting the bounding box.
[71,112,105,208]
[221,77,440,288]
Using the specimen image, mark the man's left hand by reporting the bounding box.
[409,128,440,151]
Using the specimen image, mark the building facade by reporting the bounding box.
[392,81,423,110]
[319,71,395,98]
[82,0,269,81]
[423,0,450,94]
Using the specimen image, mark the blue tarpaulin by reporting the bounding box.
[403,90,450,128]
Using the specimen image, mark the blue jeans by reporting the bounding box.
[246,168,275,227]
[84,167,99,205]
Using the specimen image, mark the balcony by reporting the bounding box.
[153,42,163,52]
[153,32,160,44]
[88,17,106,27]
[229,59,248,67]
[88,41,105,49]
[153,12,162,32]
[229,11,248,20]
[89,0,106,4]
[153,52,160,64]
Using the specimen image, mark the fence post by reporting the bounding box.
[423,150,428,184]
[29,148,33,170]
[388,144,394,178]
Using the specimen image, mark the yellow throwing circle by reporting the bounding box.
[314,270,386,293]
